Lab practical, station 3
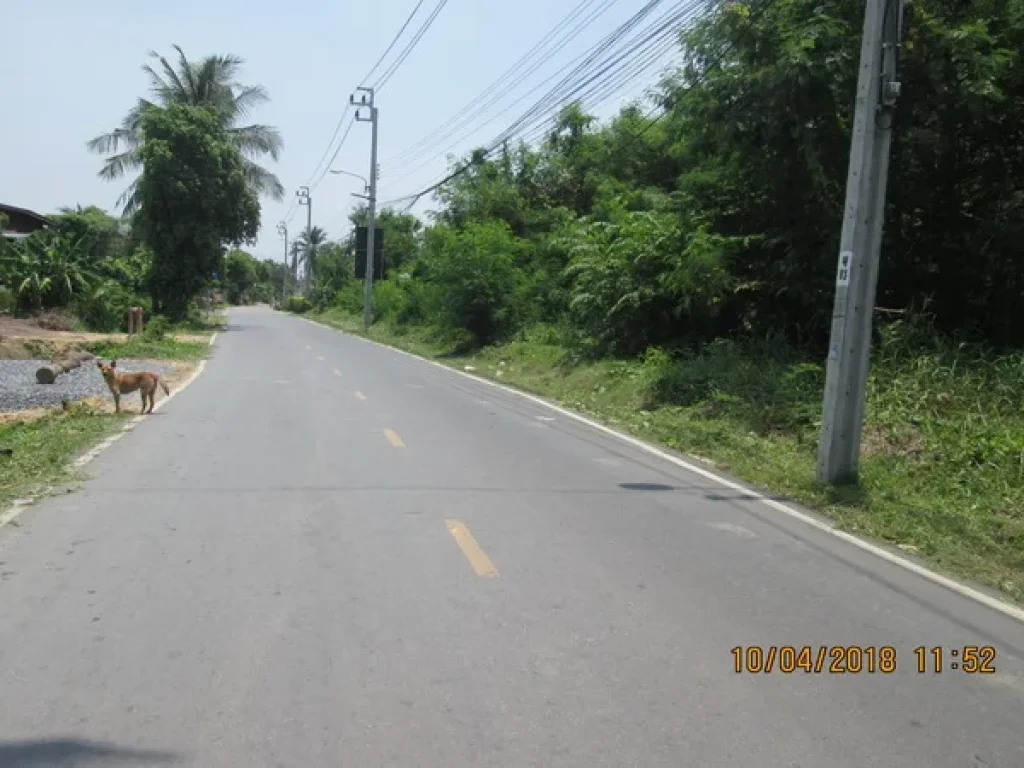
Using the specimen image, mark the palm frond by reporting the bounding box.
[87,128,131,156]
[142,49,183,104]
[241,157,285,201]
[174,44,200,102]
[194,53,246,116]
[116,179,143,216]
[231,85,270,120]
[229,124,283,161]
[97,147,143,181]
[87,99,152,155]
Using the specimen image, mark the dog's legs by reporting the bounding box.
[113,392,120,413]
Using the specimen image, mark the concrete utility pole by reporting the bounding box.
[817,0,905,484]
[351,86,379,331]
[296,186,312,290]
[276,221,288,299]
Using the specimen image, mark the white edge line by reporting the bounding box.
[209,332,218,347]
[0,357,209,531]
[300,316,1024,624]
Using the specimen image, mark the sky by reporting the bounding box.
[0,0,679,266]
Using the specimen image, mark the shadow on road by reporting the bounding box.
[0,738,182,767]
[619,482,676,492]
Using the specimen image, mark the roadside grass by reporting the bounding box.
[309,307,1024,603]
[83,336,208,362]
[0,402,127,510]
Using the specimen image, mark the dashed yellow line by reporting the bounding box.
[354,390,367,401]
[383,428,405,448]
[445,519,499,578]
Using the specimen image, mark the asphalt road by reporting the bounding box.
[1,307,1022,767]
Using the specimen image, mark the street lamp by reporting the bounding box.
[330,169,370,194]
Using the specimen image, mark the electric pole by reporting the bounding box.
[296,186,312,291]
[276,221,288,300]
[817,0,905,484]
[351,86,379,331]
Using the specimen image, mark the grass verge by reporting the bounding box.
[309,307,1024,604]
[0,403,128,511]
[83,336,208,362]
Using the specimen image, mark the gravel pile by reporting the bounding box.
[0,359,173,413]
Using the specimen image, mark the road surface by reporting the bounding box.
[1,307,1022,767]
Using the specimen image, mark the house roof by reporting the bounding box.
[0,203,52,227]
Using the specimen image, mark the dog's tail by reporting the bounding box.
[159,376,170,396]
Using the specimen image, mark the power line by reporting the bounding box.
[385,39,614,183]
[373,0,451,92]
[385,0,617,166]
[384,0,685,192]
[303,105,352,192]
[513,11,689,146]
[361,0,428,86]
[489,0,684,148]
[309,114,357,192]
[389,0,661,173]
[384,0,778,211]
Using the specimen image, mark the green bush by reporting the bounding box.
[394,275,439,326]
[333,282,364,315]
[307,278,337,311]
[422,221,529,346]
[142,315,172,341]
[372,280,408,322]
[0,287,14,315]
[283,295,312,314]
[71,280,148,332]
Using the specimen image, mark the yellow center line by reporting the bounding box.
[333,369,342,377]
[445,519,499,578]
[383,428,405,448]
[354,390,367,401]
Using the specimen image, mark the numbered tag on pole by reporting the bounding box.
[836,251,852,287]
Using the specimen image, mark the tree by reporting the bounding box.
[295,225,328,282]
[51,206,127,265]
[420,221,528,346]
[137,104,260,320]
[348,205,423,274]
[88,45,284,213]
[224,249,258,304]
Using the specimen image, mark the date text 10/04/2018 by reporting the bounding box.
[730,646,997,674]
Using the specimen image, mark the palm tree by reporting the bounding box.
[295,226,328,284]
[87,45,284,213]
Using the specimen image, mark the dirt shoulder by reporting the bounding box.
[0,315,210,355]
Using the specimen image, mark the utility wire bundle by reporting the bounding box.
[383,0,707,209]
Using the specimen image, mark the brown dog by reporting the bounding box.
[96,359,170,414]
